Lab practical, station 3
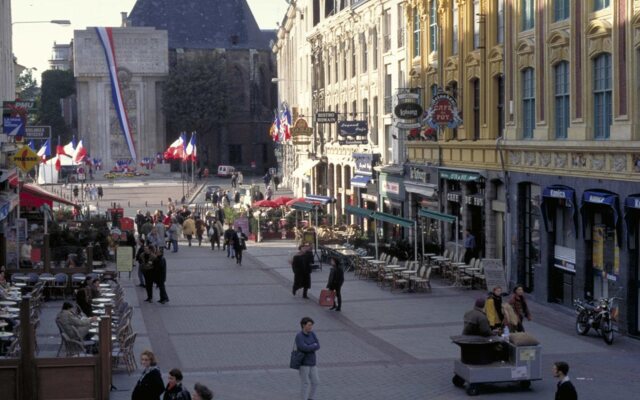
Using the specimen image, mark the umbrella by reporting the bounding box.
[253,199,279,208]
[286,197,308,207]
[273,196,294,206]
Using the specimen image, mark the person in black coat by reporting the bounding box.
[291,245,311,298]
[132,350,165,400]
[553,361,578,400]
[326,256,344,311]
[155,248,169,304]
[140,245,158,303]
[232,227,248,265]
[163,368,191,400]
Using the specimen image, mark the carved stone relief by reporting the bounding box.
[571,153,587,168]
[539,152,551,167]
[590,154,605,170]
[524,152,536,166]
[555,153,567,168]
[509,151,522,165]
[612,154,627,172]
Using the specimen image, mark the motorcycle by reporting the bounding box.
[574,297,615,345]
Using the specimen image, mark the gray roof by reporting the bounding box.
[128,0,271,50]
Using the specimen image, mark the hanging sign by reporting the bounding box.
[424,92,463,129]
[338,120,368,145]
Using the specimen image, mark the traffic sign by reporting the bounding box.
[3,117,25,135]
[12,146,40,172]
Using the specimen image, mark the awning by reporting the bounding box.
[371,211,414,228]
[292,159,320,179]
[405,182,437,198]
[418,208,456,224]
[20,183,78,209]
[580,189,621,245]
[439,168,482,182]
[350,175,372,188]
[305,194,335,205]
[624,194,640,249]
[541,185,577,233]
[291,201,316,211]
[345,205,374,218]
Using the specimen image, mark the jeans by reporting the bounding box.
[171,239,178,252]
[235,249,243,264]
[299,365,319,400]
[227,245,235,258]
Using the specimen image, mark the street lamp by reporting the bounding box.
[12,20,72,26]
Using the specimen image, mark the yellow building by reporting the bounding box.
[406,0,640,337]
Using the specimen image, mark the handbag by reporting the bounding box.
[289,342,305,370]
[319,288,335,307]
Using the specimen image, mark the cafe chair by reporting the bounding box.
[71,273,86,290]
[26,272,40,288]
[55,320,91,357]
[411,266,432,292]
[53,273,69,299]
[3,337,20,358]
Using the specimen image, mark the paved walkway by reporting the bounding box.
[102,238,640,400]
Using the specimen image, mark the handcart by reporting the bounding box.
[450,335,542,396]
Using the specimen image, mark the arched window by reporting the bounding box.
[554,61,570,139]
[522,68,535,138]
[593,53,612,139]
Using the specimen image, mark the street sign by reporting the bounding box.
[24,126,52,139]
[315,111,337,124]
[2,117,25,135]
[12,146,40,172]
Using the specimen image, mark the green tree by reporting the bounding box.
[163,54,229,156]
[37,69,75,141]
[16,68,39,101]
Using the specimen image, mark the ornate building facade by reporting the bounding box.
[405,0,640,336]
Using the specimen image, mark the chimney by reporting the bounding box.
[121,12,128,27]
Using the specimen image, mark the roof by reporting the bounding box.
[128,0,272,50]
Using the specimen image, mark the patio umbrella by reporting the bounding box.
[286,197,307,207]
[253,199,279,208]
[273,196,294,206]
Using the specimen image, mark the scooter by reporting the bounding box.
[574,297,615,345]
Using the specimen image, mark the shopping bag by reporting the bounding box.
[319,289,335,307]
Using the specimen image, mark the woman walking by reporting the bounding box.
[295,317,320,400]
[132,350,165,400]
[232,226,248,265]
[326,257,345,311]
[509,284,532,332]
[182,216,195,247]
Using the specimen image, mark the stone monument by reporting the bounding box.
[74,27,168,168]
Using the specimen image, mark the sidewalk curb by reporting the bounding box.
[188,182,206,203]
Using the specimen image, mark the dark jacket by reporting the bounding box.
[232,232,248,251]
[292,253,311,289]
[163,383,191,400]
[509,294,531,322]
[556,379,578,400]
[155,256,167,284]
[75,286,93,317]
[462,307,492,337]
[326,265,344,290]
[131,367,164,400]
[295,330,320,366]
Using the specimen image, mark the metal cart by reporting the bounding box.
[451,335,542,396]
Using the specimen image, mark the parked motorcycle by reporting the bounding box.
[574,297,615,345]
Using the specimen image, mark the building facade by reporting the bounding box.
[0,0,14,102]
[49,41,73,71]
[403,0,640,337]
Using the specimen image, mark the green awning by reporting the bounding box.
[371,211,415,228]
[345,205,374,218]
[418,208,456,224]
[439,169,481,182]
[291,202,316,211]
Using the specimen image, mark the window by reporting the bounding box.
[430,84,439,99]
[472,79,480,140]
[554,62,570,139]
[413,9,421,58]
[262,144,269,163]
[352,100,357,118]
[452,1,459,54]
[313,0,320,26]
[342,42,347,80]
[335,103,340,139]
[593,53,612,139]
[229,144,242,164]
[334,46,339,83]
[522,68,535,138]
[398,61,405,88]
[327,58,331,84]
[522,0,535,31]
[497,76,505,137]
[361,33,368,73]
[497,0,505,44]
[383,9,391,52]
[325,0,335,17]
[593,0,610,11]
[384,67,392,114]
[372,96,379,145]
[363,98,368,121]
[372,28,378,70]
[429,0,438,53]
[397,4,405,48]
[351,38,357,77]
[554,0,570,21]
[473,0,480,49]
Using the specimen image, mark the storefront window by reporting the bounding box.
[520,183,541,292]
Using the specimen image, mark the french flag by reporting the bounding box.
[63,136,77,156]
[281,104,292,141]
[164,132,186,160]
[37,139,51,162]
[73,140,88,163]
[185,132,197,161]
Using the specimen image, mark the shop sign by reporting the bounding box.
[423,92,463,129]
[24,126,52,139]
[394,103,423,119]
[554,245,576,273]
[447,192,461,203]
[316,111,337,124]
[362,194,377,202]
[548,189,568,199]
[465,196,484,207]
[353,153,380,176]
[291,118,313,145]
[383,181,400,195]
[439,169,481,182]
[338,121,368,145]
[408,166,430,184]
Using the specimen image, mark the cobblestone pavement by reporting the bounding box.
[69,179,639,399]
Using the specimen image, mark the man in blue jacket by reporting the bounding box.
[295,317,320,400]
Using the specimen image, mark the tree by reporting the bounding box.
[16,68,39,101]
[37,69,75,141]
[163,54,229,163]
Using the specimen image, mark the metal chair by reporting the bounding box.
[53,273,69,299]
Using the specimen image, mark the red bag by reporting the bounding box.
[319,289,335,307]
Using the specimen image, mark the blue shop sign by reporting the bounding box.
[352,153,380,176]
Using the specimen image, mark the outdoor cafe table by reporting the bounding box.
[335,249,359,271]
[0,301,17,306]
[323,244,347,250]
[0,313,18,320]
[0,321,8,329]
[12,276,29,283]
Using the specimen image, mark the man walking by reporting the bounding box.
[553,361,578,400]
[155,248,169,304]
[291,245,311,298]
[224,225,236,258]
[463,229,476,264]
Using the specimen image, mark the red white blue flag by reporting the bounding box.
[185,132,197,161]
[95,27,137,161]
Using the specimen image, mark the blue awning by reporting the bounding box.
[540,185,577,233]
[291,201,316,211]
[350,175,372,188]
[580,189,621,246]
[305,194,335,205]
